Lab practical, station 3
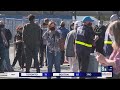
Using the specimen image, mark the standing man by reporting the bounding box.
[93,20,106,55]
[70,22,74,31]
[23,14,41,73]
[75,16,95,77]
[65,21,80,73]
[40,18,49,67]
[58,21,69,65]
[103,14,119,58]
[0,21,13,72]
[0,23,9,72]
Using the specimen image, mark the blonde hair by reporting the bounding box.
[107,21,120,49]
[48,21,56,29]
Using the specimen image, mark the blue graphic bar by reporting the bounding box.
[19,72,102,77]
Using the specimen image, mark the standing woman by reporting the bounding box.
[43,21,62,79]
[12,26,24,69]
[96,21,120,78]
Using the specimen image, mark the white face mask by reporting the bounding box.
[109,34,115,42]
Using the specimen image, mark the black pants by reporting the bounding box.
[60,50,65,65]
[77,51,90,79]
[91,42,104,55]
[12,46,23,68]
[40,45,47,66]
[25,45,40,73]
[95,40,104,55]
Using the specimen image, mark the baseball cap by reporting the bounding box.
[82,16,94,23]
[110,14,119,22]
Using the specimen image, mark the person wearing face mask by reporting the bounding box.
[103,14,119,58]
[12,26,24,69]
[0,21,13,72]
[75,16,95,78]
[93,20,106,55]
[39,19,49,68]
[70,22,74,31]
[43,21,62,79]
[64,21,80,77]
[96,21,120,78]
[0,22,9,72]
[58,21,69,65]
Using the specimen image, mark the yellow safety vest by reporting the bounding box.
[104,41,112,45]
[75,40,92,48]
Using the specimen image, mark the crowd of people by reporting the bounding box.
[0,13,120,79]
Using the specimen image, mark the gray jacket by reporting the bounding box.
[65,30,76,57]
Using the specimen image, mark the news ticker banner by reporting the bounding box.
[0,66,113,78]
[0,72,112,78]
[101,66,113,72]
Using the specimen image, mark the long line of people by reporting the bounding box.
[0,14,120,79]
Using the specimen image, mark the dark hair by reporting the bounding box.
[107,21,120,47]
[43,22,47,26]
[16,26,23,31]
[44,18,49,24]
[0,21,5,28]
[70,22,74,30]
[60,21,65,27]
[28,14,35,21]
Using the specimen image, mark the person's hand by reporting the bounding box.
[93,41,96,46]
[65,56,68,61]
[4,41,8,47]
[101,63,108,66]
[94,35,99,42]
[96,52,107,64]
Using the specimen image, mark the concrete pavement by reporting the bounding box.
[0,46,102,79]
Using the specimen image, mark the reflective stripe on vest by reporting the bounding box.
[75,40,92,48]
[104,31,112,45]
[104,41,112,45]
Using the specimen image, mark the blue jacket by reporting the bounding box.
[58,27,69,39]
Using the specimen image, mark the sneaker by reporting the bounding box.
[40,65,43,68]
[36,69,40,73]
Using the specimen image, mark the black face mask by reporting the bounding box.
[0,25,4,28]
[87,22,92,26]
[50,27,55,31]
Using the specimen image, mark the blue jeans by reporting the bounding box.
[0,44,7,72]
[33,47,39,69]
[46,47,61,79]
[3,48,13,72]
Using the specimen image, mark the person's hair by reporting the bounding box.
[28,14,35,21]
[16,26,23,31]
[70,22,74,30]
[43,22,47,26]
[60,21,65,26]
[44,18,49,24]
[0,20,5,27]
[107,21,120,47]
[48,21,56,29]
